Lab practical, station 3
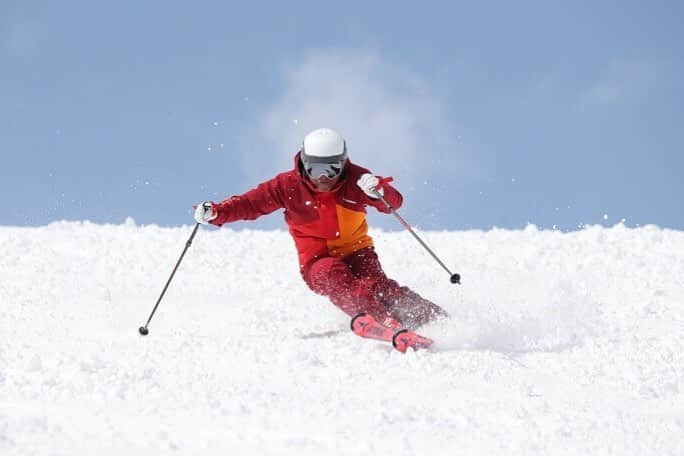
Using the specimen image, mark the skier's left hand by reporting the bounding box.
[357,173,384,199]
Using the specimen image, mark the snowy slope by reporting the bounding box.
[1,220,683,455]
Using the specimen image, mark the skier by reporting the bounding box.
[193,128,447,330]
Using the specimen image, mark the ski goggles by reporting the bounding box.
[304,160,345,179]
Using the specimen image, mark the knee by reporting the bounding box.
[302,257,353,295]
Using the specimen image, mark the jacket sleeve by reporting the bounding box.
[211,176,285,226]
[366,182,403,213]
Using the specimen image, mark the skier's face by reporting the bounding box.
[309,173,341,192]
[302,156,345,192]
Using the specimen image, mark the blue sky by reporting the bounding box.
[2,1,682,231]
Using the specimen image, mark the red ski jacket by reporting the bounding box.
[211,152,403,269]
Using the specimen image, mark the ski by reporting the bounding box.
[350,313,433,353]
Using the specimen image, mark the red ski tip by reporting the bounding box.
[392,329,434,353]
[351,313,434,353]
[350,313,373,337]
[351,313,396,341]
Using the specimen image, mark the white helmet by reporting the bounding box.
[300,128,348,179]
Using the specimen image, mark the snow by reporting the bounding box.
[1,221,683,455]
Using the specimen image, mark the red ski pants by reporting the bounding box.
[301,247,445,329]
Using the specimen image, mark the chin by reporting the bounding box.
[311,177,340,192]
[314,184,334,192]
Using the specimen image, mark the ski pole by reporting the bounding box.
[139,223,200,335]
[374,178,461,284]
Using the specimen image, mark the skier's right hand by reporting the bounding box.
[193,202,217,225]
